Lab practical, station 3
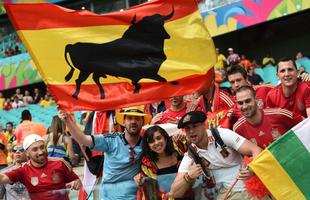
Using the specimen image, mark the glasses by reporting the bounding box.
[12,147,24,153]
[129,146,136,165]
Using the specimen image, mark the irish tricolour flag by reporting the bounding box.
[250,117,310,200]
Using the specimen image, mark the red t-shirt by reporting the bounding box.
[233,108,304,148]
[157,106,187,124]
[5,158,79,200]
[253,84,274,108]
[199,85,235,113]
[266,82,310,117]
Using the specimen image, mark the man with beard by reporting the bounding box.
[58,106,151,200]
[171,111,262,200]
[266,58,310,117]
[233,86,304,148]
[0,134,81,200]
[0,144,30,200]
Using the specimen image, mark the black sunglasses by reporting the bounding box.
[12,147,25,153]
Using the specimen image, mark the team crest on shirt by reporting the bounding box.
[31,177,39,186]
[258,131,265,136]
[52,172,61,183]
[257,99,264,109]
[271,129,281,140]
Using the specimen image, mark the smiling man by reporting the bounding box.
[59,106,151,200]
[0,144,30,200]
[170,111,262,199]
[0,134,81,200]
[151,96,188,124]
[233,86,304,148]
[266,58,310,117]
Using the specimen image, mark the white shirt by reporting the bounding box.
[179,128,246,191]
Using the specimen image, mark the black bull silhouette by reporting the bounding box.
[64,8,177,99]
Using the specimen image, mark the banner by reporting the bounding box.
[5,0,216,111]
[250,117,310,200]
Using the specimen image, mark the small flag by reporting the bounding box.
[250,117,310,200]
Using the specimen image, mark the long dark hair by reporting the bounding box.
[50,115,66,146]
[142,125,175,162]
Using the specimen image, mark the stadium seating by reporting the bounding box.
[255,66,279,86]
[0,104,82,129]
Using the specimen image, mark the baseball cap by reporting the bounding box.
[23,134,44,150]
[228,48,233,51]
[178,111,207,129]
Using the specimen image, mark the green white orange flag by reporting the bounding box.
[249,117,310,200]
[5,0,216,111]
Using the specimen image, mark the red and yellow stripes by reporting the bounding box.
[5,0,216,111]
[5,0,197,30]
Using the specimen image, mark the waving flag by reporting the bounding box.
[249,117,310,200]
[5,0,215,111]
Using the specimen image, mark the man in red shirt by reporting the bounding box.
[233,86,304,148]
[266,58,310,117]
[227,65,273,108]
[151,96,189,124]
[0,134,81,200]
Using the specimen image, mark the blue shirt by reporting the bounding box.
[92,132,142,183]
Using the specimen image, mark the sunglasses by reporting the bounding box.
[12,147,25,153]
[129,146,136,165]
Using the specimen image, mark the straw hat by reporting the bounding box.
[116,106,151,125]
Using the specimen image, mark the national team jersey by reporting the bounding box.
[266,81,310,117]
[158,106,187,124]
[199,85,235,113]
[5,158,79,200]
[233,109,304,148]
[253,84,274,108]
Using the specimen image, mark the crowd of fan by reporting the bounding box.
[0,88,54,111]
[0,47,309,199]
[0,33,23,58]
[214,47,310,86]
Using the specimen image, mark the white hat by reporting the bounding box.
[228,48,233,51]
[23,134,44,150]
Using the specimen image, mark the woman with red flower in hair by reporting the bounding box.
[134,125,193,200]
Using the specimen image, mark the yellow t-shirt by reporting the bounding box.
[40,99,54,108]
[0,98,5,109]
[214,54,226,70]
[262,57,275,66]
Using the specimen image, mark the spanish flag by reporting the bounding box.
[5,0,216,111]
[250,117,310,200]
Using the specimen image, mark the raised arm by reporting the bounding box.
[58,110,93,147]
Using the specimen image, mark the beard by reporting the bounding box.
[243,108,257,119]
[126,123,141,136]
[31,152,47,165]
